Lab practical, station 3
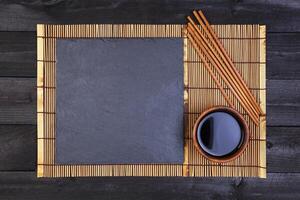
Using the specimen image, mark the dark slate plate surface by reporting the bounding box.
[56,38,184,164]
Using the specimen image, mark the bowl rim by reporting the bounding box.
[192,106,250,163]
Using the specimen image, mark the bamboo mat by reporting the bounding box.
[37,24,266,178]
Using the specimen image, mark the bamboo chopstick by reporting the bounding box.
[187,25,259,125]
[187,24,259,124]
[187,32,235,109]
[186,10,262,125]
[191,11,259,116]
[196,10,263,115]
[187,17,259,118]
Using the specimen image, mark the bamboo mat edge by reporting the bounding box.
[259,25,266,178]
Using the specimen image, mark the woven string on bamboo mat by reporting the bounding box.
[37,24,266,178]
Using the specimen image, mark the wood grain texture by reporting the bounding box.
[0,125,36,171]
[268,33,300,80]
[267,127,300,173]
[0,172,299,200]
[1,78,300,126]
[0,126,298,173]
[267,80,300,126]
[1,32,299,79]
[0,32,36,77]
[0,78,36,124]
[0,0,299,32]
[0,0,299,196]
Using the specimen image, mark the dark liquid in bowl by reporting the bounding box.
[197,112,244,157]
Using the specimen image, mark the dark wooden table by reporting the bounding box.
[0,1,299,199]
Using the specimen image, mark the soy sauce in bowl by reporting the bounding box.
[193,107,249,162]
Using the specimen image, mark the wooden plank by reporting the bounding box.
[267,127,300,173]
[267,80,300,126]
[267,105,300,127]
[0,125,36,171]
[0,78,299,125]
[0,172,298,200]
[268,80,300,106]
[0,1,299,32]
[0,31,299,79]
[0,78,36,124]
[0,32,36,77]
[233,173,300,200]
[0,0,297,195]
[0,30,292,77]
[0,126,298,173]
[268,33,300,80]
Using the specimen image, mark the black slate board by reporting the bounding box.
[55,38,184,164]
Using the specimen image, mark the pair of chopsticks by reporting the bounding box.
[186,10,263,125]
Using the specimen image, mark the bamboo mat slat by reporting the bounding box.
[37,24,266,178]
